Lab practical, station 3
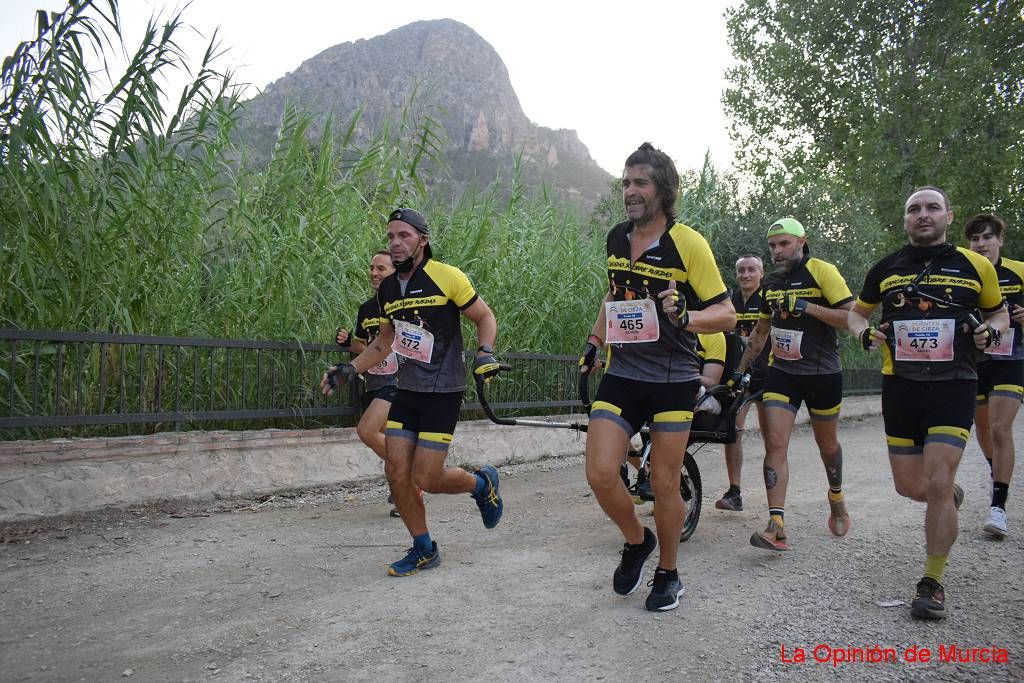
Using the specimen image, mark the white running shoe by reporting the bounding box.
[983,507,1009,538]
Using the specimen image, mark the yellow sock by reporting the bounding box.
[769,513,784,528]
[828,490,844,503]
[924,554,947,583]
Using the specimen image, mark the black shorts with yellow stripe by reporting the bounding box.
[763,368,842,421]
[882,375,975,455]
[976,360,1024,404]
[385,389,463,452]
[591,373,699,437]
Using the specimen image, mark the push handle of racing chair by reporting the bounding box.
[578,371,592,413]
[474,363,516,426]
[474,363,590,432]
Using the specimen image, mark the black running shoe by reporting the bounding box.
[645,569,685,612]
[910,577,947,620]
[715,489,743,511]
[613,527,657,595]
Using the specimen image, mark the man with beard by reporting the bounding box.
[733,218,855,551]
[848,187,1007,619]
[321,208,504,577]
[715,255,771,512]
[964,213,1023,539]
[579,142,735,612]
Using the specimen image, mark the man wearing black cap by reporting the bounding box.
[321,207,504,577]
[733,217,855,551]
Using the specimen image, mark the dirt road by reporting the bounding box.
[2,413,1022,681]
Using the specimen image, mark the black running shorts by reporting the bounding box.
[591,373,700,436]
[762,368,842,420]
[882,375,975,455]
[976,360,1024,404]
[385,389,463,452]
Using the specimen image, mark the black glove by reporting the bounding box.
[326,363,358,389]
[725,370,745,388]
[473,354,502,381]
[786,296,808,315]
[859,326,878,350]
[579,341,599,371]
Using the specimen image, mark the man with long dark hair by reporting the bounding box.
[579,143,735,612]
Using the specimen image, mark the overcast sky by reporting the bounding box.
[2,0,737,175]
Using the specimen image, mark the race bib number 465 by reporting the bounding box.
[605,299,660,344]
[392,320,435,363]
[894,319,955,362]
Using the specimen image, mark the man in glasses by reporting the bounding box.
[848,186,1008,619]
[321,207,504,577]
[578,142,735,612]
[732,218,856,552]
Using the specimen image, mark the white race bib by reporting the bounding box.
[367,351,399,375]
[605,298,661,344]
[894,319,955,362]
[985,327,1015,357]
[770,327,803,361]
[392,320,435,363]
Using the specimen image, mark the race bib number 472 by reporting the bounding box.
[392,320,435,363]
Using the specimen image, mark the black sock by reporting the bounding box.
[654,566,678,579]
[727,484,741,495]
[993,482,1009,510]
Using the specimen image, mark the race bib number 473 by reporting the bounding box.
[894,319,955,362]
[392,320,435,363]
[605,298,660,344]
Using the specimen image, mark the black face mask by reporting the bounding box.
[392,243,422,274]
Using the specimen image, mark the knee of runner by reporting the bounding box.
[586,465,624,493]
[649,470,682,497]
[924,473,957,501]
[356,421,378,444]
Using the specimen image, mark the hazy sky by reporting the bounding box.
[2,0,737,175]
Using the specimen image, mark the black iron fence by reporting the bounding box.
[0,329,882,440]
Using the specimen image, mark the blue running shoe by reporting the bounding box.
[473,465,503,529]
[387,542,441,577]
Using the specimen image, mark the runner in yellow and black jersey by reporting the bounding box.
[321,208,505,579]
[733,218,856,551]
[717,255,770,512]
[333,251,403,515]
[578,143,735,612]
[848,187,1008,620]
[965,213,1024,539]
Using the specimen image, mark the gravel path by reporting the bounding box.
[1,412,1021,681]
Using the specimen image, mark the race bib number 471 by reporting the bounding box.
[605,299,660,344]
[894,319,955,362]
[392,320,435,363]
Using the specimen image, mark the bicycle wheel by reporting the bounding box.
[679,450,702,542]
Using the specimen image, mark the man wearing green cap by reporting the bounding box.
[733,217,856,551]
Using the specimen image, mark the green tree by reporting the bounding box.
[724,0,1024,250]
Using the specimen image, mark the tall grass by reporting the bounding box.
[1,1,879,389]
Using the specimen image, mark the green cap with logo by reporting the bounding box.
[765,217,805,238]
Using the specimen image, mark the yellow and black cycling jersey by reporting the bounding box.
[697,332,726,369]
[377,258,478,393]
[604,220,729,383]
[856,245,1003,380]
[758,255,854,376]
[732,287,770,371]
[989,256,1024,361]
[353,296,398,391]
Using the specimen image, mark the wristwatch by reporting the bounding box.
[477,344,494,354]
